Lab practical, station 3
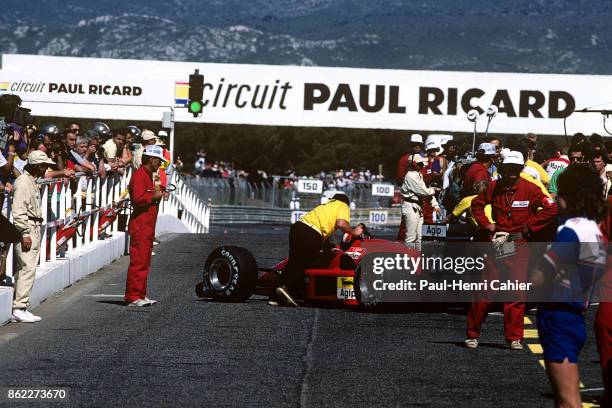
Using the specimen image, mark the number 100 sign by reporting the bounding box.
[297,179,323,194]
[369,211,388,224]
[371,183,394,197]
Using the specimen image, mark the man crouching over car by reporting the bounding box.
[275,192,363,307]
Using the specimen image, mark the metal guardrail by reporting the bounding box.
[187,177,394,209]
[209,205,401,226]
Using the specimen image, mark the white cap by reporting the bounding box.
[425,141,440,152]
[28,150,55,165]
[142,130,156,141]
[143,145,166,161]
[478,143,496,156]
[410,134,423,144]
[502,150,525,165]
[157,130,168,138]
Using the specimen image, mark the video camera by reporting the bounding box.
[0,94,32,151]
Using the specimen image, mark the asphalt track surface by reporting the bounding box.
[0,225,605,407]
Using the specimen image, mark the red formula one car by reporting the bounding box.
[195,225,419,307]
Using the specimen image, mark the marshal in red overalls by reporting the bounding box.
[124,166,160,303]
[468,177,557,342]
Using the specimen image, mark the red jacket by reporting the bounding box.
[471,178,557,235]
[128,166,159,238]
[396,154,410,183]
[463,162,490,195]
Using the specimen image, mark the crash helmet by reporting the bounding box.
[91,122,112,138]
[126,125,141,139]
[39,123,60,136]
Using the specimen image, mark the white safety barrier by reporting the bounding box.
[0,166,209,324]
[161,171,210,234]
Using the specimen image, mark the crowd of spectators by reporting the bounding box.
[0,120,172,190]
[192,150,381,191]
[1,112,174,309]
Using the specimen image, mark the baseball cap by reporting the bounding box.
[157,130,168,138]
[141,130,156,141]
[478,143,496,156]
[28,150,55,165]
[410,134,423,144]
[502,150,525,165]
[143,145,166,161]
[425,141,440,151]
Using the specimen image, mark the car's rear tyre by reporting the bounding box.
[200,246,258,302]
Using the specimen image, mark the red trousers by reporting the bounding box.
[422,199,434,224]
[466,241,529,341]
[124,218,155,302]
[595,303,612,394]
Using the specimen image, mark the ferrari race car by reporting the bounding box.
[194,225,425,307]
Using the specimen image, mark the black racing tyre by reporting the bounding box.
[200,246,258,302]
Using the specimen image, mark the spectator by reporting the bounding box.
[589,147,611,197]
[66,122,80,135]
[37,123,65,168]
[67,134,96,174]
[11,151,56,323]
[531,164,607,408]
[102,128,128,174]
[127,125,143,168]
[525,132,538,161]
[155,136,171,195]
[83,131,107,178]
[91,122,112,143]
[134,130,157,170]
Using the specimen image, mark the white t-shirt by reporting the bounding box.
[0,152,6,169]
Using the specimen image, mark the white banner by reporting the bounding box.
[1,54,611,135]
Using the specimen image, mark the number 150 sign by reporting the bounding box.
[297,179,323,194]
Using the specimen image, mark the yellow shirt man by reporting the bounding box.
[300,199,351,240]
